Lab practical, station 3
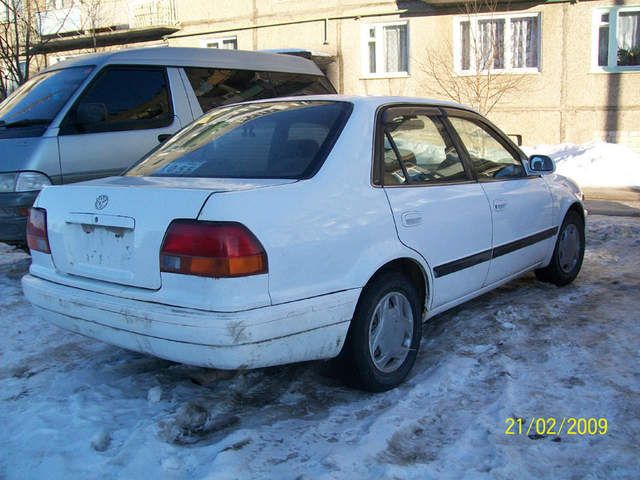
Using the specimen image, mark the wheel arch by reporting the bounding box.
[360,257,429,314]
[566,201,585,224]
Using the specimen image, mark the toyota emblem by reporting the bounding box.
[95,195,109,210]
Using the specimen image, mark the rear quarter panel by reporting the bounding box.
[197,103,430,305]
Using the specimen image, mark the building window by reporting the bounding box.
[455,13,540,73]
[203,36,238,50]
[46,0,69,10]
[595,7,640,70]
[362,21,409,77]
[0,3,9,23]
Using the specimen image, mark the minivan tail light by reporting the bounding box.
[27,208,51,254]
[160,221,267,278]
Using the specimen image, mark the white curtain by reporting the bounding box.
[460,21,471,70]
[618,12,640,50]
[384,25,408,73]
[478,19,504,70]
[511,17,539,68]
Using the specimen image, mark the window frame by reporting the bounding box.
[442,108,532,183]
[202,36,238,50]
[592,6,640,73]
[361,20,410,79]
[60,65,175,136]
[372,104,476,188]
[453,12,542,75]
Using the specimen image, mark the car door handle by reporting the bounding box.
[401,211,422,227]
[493,200,507,211]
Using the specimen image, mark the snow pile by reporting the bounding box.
[2,217,640,478]
[523,141,640,188]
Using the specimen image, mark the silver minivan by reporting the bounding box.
[0,47,335,243]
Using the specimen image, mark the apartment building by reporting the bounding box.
[4,0,640,149]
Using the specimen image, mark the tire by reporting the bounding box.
[339,271,422,392]
[535,210,585,286]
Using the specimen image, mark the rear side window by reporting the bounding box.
[448,116,526,180]
[184,68,335,113]
[61,67,173,134]
[184,68,276,112]
[126,101,352,179]
[269,72,335,96]
[379,110,468,185]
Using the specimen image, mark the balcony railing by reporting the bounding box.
[128,0,177,28]
[37,0,176,37]
[38,6,82,36]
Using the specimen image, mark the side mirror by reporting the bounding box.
[529,154,555,174]
[76,102,107,126]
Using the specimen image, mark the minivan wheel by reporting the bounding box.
[535,210,585,286]
[341,271,422,392]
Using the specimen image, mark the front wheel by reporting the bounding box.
[535,210,585,286]
[340,271,422,392]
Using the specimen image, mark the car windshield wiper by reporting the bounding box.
[0,118,51,128]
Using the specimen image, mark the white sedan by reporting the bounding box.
[22,96,585,391]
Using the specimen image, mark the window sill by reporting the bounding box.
[454,68,541,77]
[360,72,410,80]
[590,66,640,74]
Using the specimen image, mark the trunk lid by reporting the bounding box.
[38,176,295,289]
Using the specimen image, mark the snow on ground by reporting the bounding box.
[1,216,640,479]
[523,142,640,188]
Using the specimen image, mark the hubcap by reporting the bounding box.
[368,292,414,373]
[558,223,581,273]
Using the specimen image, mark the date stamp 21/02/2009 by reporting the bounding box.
[505,417,608,436]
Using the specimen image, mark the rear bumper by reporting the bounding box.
[22,274,358,369]
[0,191,38,243]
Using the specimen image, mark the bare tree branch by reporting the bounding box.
[0,0,77,99]
[415,0,531,115]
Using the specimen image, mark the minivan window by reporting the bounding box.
[0,66,93,129]
[184,68,335,113]
[184,68,276,112]
[126,101,352,179]
[269,72,335,97]
[62,67,172,134]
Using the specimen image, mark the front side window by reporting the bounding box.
[448,116,525,180]
[363,22,409,76]
[62,67,172,134]
[595,8,640,69]
[0,66,93,128]
[380,110,468,185]
[126,101,352,179]
[457,14,540,73]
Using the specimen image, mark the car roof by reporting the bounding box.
[239,94,479,114]
[42,47,324,76]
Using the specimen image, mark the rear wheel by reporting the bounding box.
[340,271,422,392]
[535,210,585,286]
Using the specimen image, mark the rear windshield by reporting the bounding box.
[126,101,352,179]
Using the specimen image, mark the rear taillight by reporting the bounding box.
[160,221,267,278]
[26,208,51,254]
